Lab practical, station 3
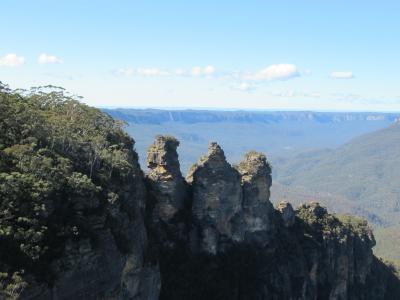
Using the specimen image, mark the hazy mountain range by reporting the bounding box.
[104,109,399,173]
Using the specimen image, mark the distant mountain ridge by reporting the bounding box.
[104,108,400,125]
[103,109,399,174]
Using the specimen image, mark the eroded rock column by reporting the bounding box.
[236,151,275,244]
[147,135,188,223]
[187,142,243,254]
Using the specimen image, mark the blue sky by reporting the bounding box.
[1,0,400,111]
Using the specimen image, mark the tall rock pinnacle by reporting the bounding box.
[187,142,243,254]
[147,135,188,222]
[236,151,275,243]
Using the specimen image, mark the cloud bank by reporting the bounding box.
[0,53,25,66]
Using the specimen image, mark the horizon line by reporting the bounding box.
[97,106,400,114]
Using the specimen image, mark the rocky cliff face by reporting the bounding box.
[16,145,161,300]
[146,136,400,300]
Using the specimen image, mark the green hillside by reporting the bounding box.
[374,225,400,262]
[275,123,400,225]
[273,123,400,261]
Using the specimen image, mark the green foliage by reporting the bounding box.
[296,204,373,245]
[336,214,369,234]
[0,83,137,293]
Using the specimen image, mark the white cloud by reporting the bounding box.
[0,53,25,66]
[38,53,63,65]
[203,65,216,75]
[38,53,63,64]
[191,65,216,76]
[331,71,354,79]
[244,64,299,81]
[116,67,169,77]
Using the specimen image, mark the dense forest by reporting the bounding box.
[0,82,142,296]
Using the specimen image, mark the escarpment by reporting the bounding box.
[1,86,399,300]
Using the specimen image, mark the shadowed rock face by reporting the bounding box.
[146,137,400,300]
[187,142,243,254]
[17,143,161,300]
[236,151,275,244]
[277,200,295,227]
[294,202,377,299]
[147,135,188,223]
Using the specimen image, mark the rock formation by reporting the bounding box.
[147,135,188,223]
[186,142,243,254]
[277,200,295,227]
[236,151,275,244]
[146,138,400,300]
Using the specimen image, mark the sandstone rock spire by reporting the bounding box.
[236,151,275,243]
[147,135,188,222]
[187,142,243,254]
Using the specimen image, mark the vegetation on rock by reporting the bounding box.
[0,83,140,297]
